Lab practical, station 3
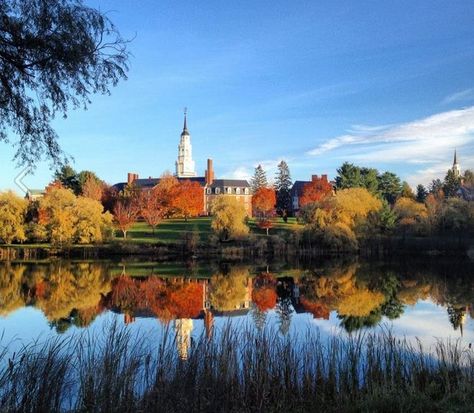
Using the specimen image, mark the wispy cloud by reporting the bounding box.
[442,88,474,104]
[306,107,474,185]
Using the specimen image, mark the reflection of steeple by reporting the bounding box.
[175,318,193,360]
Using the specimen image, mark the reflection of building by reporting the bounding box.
[113,111,252,215]
[175,318,193,360]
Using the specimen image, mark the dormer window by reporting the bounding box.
[244,188,249,195]
[206,188,211,194]
[227,187,232,194]
[236,187,241,195]
[215,187,220,194]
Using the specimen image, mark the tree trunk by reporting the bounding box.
[122,230,127,238]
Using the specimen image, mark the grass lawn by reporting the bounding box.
[118,216,301,244]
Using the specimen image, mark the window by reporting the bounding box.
[206,188,211,194]
[215,187,220,194]
[244,188,249,195]
[236,187,241,195]
[227,187,232,194]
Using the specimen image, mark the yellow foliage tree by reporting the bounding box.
[209,267,250,311]
[211,196,249,241]
[336,288,385,317]
[74,196,113,243]
[393,197,428,234]
[0,191,27,244]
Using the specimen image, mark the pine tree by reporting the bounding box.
[250,164,268,193]
[443,169,461,197]
[274,160,292,217]
[416,184,428,203]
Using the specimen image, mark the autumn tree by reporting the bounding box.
[393,197,428,235]
[172,180,204,221]
[211,196,249,241]
[299,176,333,207]
[73,197,113,243]
[113,200,139,239]
[139,188,164,233]
[401,182,415,199]
[0,191,27,244]
[252,187,276,235]
[274,160,292,218]
[209,267,250,311]
[250,164,268,193]
[0,0,129,166]
[155,172,179,217]
[82,174,104,201]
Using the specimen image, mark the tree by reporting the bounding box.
[155,173,179,217]
[401,181,415,199]
[211,196,249,241]
[139,188,164,233]
[299,176,333,207]
[335,162,362,189]
[113,200,138,239]
[172,180,204,221]
[54,165,79,194]
[393,197,428,235]
[274,160,292,217]
[81,174,104,201]
[252,187,276,217]
[429,179,443,194]
[463,170,474,187]
[0,191,27,244]
[360,167,380,195]
[250,164,268,193]
[416,184,428,203]
[0,0,129,166]
[377,171,402,204]
[443,169,461,197]
[73,197,113,243]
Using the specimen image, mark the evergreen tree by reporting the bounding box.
[416,184,428,203]
[360,167,379,194]
[54,165,80,194]
[377,172,402,204]
[429,179,443,194]
[335,162,362,189]
[251,164,268,193]
[274,160,292,217]
[443,169,461,197]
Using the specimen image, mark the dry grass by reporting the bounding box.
[1,323,474,412]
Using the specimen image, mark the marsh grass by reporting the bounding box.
[1,323,474,412]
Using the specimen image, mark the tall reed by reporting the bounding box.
[0,322,473,412]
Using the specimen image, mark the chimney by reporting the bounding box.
[205,158,214,185]
[127,173,138,185]
[321,174,328,183]
[311,174,319,182]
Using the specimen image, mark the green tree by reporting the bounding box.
[54,165,79,194]
[274,160,292,217]
[429,179,443,194]
[463,169,474,187]
[211,196,249,241]
[77,170,101,194]
[0,0,129,166]
[443,169,461,197]
[416,184,428,203]
[360,167,379,194]
[0,191,27,244]
[401,181,415,199]
[377,171,402,204]
[335,162,362,189]
[250,164,268,193]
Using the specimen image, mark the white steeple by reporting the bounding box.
[452,149,461,178]
[175,108,196,178]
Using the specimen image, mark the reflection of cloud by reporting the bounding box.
[442,88,474,104]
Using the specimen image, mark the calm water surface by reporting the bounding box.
[1,258,473,357]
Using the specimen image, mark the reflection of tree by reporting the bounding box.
[275,278,293,336]
[209,267,250,312]
[251,307,267,331]
[0,264,26,316]
[447,305,467,334]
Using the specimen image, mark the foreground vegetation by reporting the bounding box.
[1,323,474,412]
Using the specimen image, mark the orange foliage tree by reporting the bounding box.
[252,187,276,235]
[300,177,333,207]
[252,286,277,312]
[139,188,164,233]
[155,173,179,217]
[82,175,104,201]
[172,180,204,221]
[113,200,139,238]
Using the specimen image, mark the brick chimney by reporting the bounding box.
[311,174,319,182]
[127,173,139,185]
[321,174,328,183]
[205,159,214,185]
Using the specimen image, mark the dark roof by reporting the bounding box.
[112,176,208,192]
[457,186,474,201]
[291,180,310,197]
[209,179,250,188]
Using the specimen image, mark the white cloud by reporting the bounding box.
[442,88,474,104]
[306,107,474,184]
[228,166,251,180]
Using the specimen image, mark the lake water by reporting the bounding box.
[1,258,473,358]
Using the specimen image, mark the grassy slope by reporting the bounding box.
[117,217,301,244]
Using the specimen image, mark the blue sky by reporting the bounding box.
[1,0,474,192]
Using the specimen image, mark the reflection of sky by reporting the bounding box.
[1,299,473,357]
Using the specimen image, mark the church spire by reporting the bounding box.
[454,149,457,165]
[452,148,461,178]
[182,107,189,136]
